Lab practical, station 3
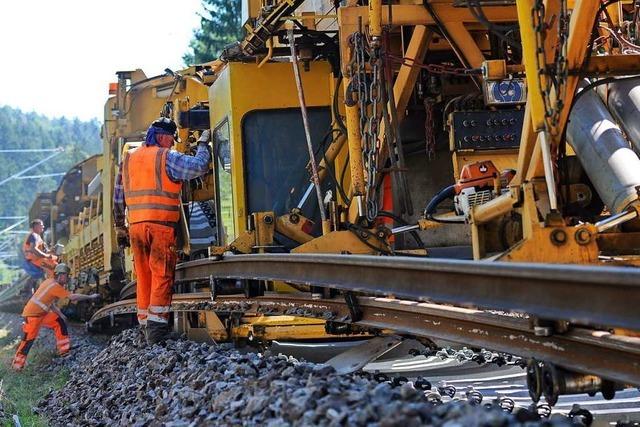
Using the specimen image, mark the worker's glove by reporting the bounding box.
[115,227,130,248]
[197,129,210,145]
[90,293,100,301]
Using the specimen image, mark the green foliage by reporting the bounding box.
[0,106,101,218]
[183,0,244,64]
[0,263,18,284]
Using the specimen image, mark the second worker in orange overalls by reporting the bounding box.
[12,263,99,370]
[113,118,210,344]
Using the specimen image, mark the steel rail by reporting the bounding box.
[89,292,640,385]
[175,254,640,330]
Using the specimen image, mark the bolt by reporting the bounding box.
[263,215,273,224]
[574,227,592,245]
[550,229,567,246]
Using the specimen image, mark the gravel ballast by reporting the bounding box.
[37,329,587,426]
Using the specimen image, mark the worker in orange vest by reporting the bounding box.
[12,263,99,370]
[113,117,210,344]
[22,219,58,281]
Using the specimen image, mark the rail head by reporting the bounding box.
[176,254,640,330]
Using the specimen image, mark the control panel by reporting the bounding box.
[450,109,524,151]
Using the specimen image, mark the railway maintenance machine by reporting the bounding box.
[25,0,640,409]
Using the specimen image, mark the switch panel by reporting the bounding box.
[450,109,524,150]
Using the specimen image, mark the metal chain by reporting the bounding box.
[348,31,383,222]
[424,98,436,161]
[531,0,570,136]
[367,46,382,221]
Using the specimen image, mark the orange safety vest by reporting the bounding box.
[123,146,182,224]
[22,278,70,317]
[22,232,45,262]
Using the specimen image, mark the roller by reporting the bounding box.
[566,87,640,214]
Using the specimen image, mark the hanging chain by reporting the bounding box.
[424,98,436,161]
[531,0,570,137]
[348,31,383,222]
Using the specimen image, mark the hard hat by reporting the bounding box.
[151,117,177,135]
[54,263,71,276]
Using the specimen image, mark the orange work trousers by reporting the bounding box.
[130,222,177,326]
[12,312,70,370]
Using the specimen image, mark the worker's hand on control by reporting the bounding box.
[197,129,210,145]
[90,293,100,300]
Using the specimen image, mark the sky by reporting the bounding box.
[0,0,203,122]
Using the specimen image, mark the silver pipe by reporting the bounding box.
[289,29,326,223]
[595,210,639,233]
[297,183,315,210]
[391,224,420,234]
[602,78,640,153]
[539,131,558,211]
[567,86,640,213]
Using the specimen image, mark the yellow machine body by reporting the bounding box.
[209,61,333,245]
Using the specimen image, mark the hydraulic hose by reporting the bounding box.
[423,184,466,224]
[424,185,456,216]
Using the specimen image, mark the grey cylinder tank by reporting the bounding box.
[566,88,640,213]
[604,78,640,153]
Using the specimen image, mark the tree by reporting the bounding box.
[184,0,244,65]
[0,106,101,219]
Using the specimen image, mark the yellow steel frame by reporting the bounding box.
[332,0,640,263]
[338,2,519,223]
[468,0,640,263]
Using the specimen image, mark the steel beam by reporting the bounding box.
[176,254,640,330]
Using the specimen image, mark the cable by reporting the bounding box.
[339,153,350,202]
[332,75,347,135]
[422,0,473,71]
[345,222,395,255]
[315,126,350,204]
[424,185,456,216]
[572,75,640,106]
[466,0,522,51]
[422,184,466,224]
[377,210,426,249]
[559,0,637,147]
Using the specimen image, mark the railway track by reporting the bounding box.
[89,253,640,394]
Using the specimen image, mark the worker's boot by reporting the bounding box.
[146,320,170,345]
[139,324,149,344]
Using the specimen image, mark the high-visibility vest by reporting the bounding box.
[22,232,45,262]
[123,146,182,224]
[22,278,70,317]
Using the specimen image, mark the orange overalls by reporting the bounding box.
[12,278,71,370]
[123,146,181,326]
[22,232,58,278]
